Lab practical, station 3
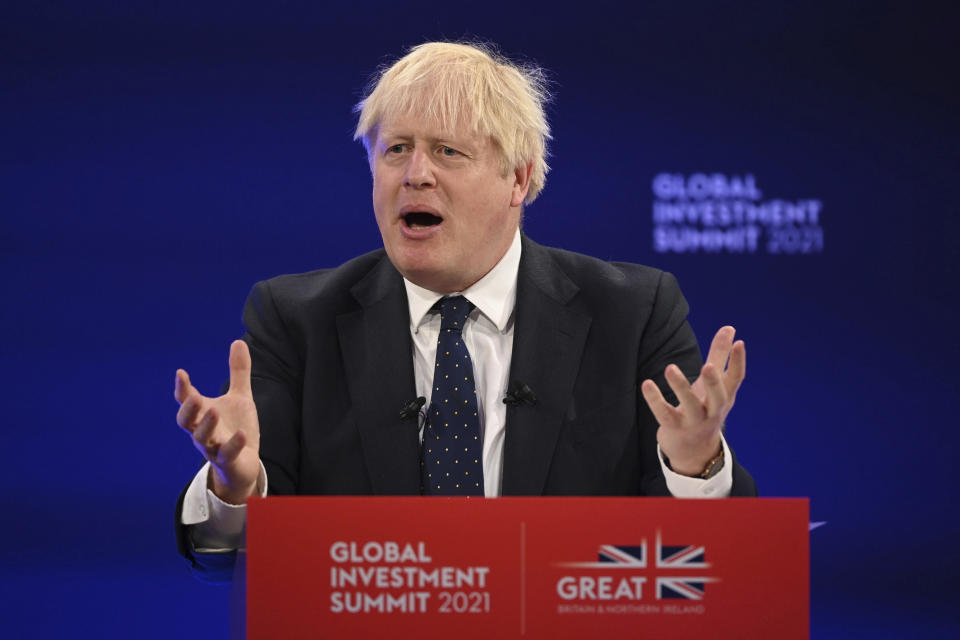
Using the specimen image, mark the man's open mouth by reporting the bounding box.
[402,212,443,229]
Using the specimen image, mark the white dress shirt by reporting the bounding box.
[182,229,732,550]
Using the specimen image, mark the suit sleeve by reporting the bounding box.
[241,278,305,496]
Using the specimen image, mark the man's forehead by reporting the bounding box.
[377,112,484,144]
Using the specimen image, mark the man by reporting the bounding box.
[175,42,756,581]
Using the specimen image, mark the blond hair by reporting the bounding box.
[354,41,551,204]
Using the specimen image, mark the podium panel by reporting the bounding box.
[247,497,808,639]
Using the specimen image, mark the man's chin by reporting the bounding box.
[401,269,463,294]
[391,258,470,295]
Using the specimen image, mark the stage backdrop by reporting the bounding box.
[1,2,957,638]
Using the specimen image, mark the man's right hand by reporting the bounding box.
[175,340,261,505]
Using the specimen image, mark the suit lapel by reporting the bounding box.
[336,256,421,495]
[502,236,591,495]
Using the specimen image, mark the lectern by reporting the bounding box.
[245,497,808,639]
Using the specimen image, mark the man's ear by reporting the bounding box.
[510,161,534,207]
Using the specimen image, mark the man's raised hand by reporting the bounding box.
[175,340,261,504]
[640,326,745,476]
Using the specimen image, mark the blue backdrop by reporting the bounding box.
[2,1,957,637]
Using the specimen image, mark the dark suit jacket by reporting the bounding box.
[176,235,756,580]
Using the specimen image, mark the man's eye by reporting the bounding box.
[440,146,459,156]
[387,144,405,154]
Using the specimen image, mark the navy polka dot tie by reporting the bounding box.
[420,296,484,496]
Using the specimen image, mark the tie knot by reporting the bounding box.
[439,296,473,331]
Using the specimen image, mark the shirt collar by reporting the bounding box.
[404,228,521,334]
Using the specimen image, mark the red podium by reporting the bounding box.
[246,497,808,639]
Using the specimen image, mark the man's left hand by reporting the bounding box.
[640,325,745,476]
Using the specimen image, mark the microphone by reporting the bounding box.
[399,396,427,420]
[503,381,537,407]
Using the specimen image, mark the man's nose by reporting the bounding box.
[403,148,436,189]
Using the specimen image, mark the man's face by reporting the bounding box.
[371,113,530,293]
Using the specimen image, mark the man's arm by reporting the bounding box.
[173,340,262,580]
[174,277,310,578]
[634,271,755,497]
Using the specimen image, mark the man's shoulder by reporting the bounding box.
[246,248,397,316]
[539,243,665,280]
[524,237,676,303]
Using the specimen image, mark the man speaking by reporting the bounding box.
[174,42,756,579]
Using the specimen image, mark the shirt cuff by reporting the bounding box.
[181,461,268,551]
[658,435,733,498]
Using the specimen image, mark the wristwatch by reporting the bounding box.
[698,448,725,479]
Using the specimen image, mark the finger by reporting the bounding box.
[704,326,736,371]
[174,369,192,404]
[176,394,203,432]
[664,364,703,416]
[192,407,219,452]
[228,340,253,397]
[217,430,247,466]
[723,340,746,398]
[641,379,680,430]
[700,362,727,417]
